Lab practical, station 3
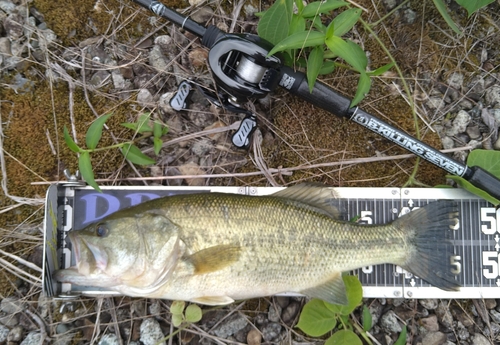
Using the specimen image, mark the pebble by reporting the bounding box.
[213,313,247,338]
[420,331,447,345]
[380,310,402,333]
[98,333,120,345]
[485,85,500,106]
[426,96,445,110]
[446,110,471,136]
[281,301,300,324]
[447,72,464,90]
[0,325,8,343]
[8,325,23,342]
[419,299,439,310]
[149,44,171,73]
[489,309,500,323]
[268,303,282,323]
[261,322,282,342]
[158,92,177,116]
[471,334,492,345]
[1,297,25,314]
[178,162,206,186]
[191,138,214,157]
[420,315,439,332]
[19,331,42,345]
[246,329,262,345]
[0,312,19,327]
[137,88,154,108]
[140,318,165,345]
[436,301,454,330]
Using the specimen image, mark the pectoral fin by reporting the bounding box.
[188,244,242,274]
[301,273,348,305]
[191,296,235,306]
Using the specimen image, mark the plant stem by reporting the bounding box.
[369,0,410,27]
[85,134,151,153]
[351,320,373,345]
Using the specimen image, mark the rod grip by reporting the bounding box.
[278,66,352,118]
[466,166,500,202]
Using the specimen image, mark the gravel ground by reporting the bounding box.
[1,0,500,344]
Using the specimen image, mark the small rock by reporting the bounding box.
[140,318,165,345]
[446,110,471,137]
[471,334,492,345]
[8,326,23,342]
[1,297,25,314]
[189,0,206,8]
[0,312,19,327]
[0,325,8,343]
[246,329,261,345]
[466,125,482,140]
[154,35,173,52]
[420,315,439,332]
[178,162,206,186]
[368,300,384,327]
[89,70,110,87]
[191,138,213,157]
[447,72,464,90]
[261,322,281,342]
[436,301,453,330]
[490,309,500,323]
[0,37,12,55]
[158,92,177,116]
[392,298,405,307]
[137,88,154,108]
[4,14,24,40]
[380,310,402,333]
[148,300,161,316]
[441,136,454,150]
[268,303,282,323]
[421,331,447,345]
[188,48,208,69]
[281,301,300,324]
[213,313,247,338]
[485,85,500,107]
[456,321,469,340]
[99,333,120,345]
[484,321,500,338]
[20,331,42,345]
[190,6,214,24]
[203,120,227,141]
[426,96,445,110]
[149,44,171,73]
[419,299,438,311]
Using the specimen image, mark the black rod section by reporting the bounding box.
[131,0,206,38]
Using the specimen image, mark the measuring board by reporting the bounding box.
[43,184,500,300]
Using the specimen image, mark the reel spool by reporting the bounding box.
[206,32,282,101]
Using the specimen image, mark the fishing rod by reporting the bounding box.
[131,0,500,201]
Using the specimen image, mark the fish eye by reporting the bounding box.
[95,224,109,238]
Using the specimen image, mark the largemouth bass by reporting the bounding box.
[55,184,460,305]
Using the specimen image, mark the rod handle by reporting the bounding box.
[466,166,500,202]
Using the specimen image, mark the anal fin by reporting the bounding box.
[301,273,348,305]
[191,296,235,306]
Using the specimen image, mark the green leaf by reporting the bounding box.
[301,0,349,18]
[468,149,500,177]
[171,314,183,327]
[325,36,367,73]
[289,14,306,35]
[294,0,304,13]
[86,113,112,150]
[368,62,395,76]
[362,306,372,332]
[448,175,500,206]
[331,8,361,37]
[351,72,371,107]
[170,301,185,315]
[268,31,326,56]
[185,304,202,323]
[431,0,461,35]
[162,125,169,135]
[319,60,336,75]
[394,325,407,345]
[307,46,324,92]
[257,0,294,45]
[456,0,494,17]
[153,122,162,138]
[325,329,362,345]
[78,151,101,192]
[120,143,156,166]
[153,137,163,156]
[296,299,337,337]
[63,126,82,153]
[326,20,335,39]
[324,275,363,315]
[311,15,327,32]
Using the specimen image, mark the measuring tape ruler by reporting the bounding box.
[43,185,498,299]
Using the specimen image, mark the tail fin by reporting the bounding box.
[394,200,460,291]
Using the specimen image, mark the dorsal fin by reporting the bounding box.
[272,183,340,219]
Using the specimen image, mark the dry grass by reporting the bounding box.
[0,0,499,343]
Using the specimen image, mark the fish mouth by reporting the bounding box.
[68,231,81,265]
[68,231,108,273]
